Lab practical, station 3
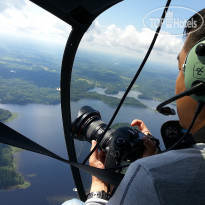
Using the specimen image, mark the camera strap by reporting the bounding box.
[0,122,124,186]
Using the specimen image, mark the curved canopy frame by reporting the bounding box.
[30,0,123,201]
[30,0,122,27]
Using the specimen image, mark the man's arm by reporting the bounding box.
[89,140,108,193]
[85,140,109,205]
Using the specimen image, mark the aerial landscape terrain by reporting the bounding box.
[0,36,177,105]
[0,35,177,194]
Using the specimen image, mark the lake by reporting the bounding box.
[0,98,178,205]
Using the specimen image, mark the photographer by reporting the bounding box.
[85,8,205,205]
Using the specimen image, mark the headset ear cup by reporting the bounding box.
[183,39,205,102]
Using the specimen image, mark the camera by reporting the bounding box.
[71,106,147,168]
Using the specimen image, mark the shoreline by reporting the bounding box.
[0,112,31,191]
[0,146,31,192]
[3,112,18,123]
[11,147,31,190]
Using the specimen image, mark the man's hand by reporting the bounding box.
[131,119,159,157]
[89,120,158,193]
[89,140,108,192]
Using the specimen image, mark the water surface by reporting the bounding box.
[0,99,178,204]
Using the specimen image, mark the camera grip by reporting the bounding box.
[104,146,122,168]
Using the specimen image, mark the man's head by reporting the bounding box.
[176,8,205,133]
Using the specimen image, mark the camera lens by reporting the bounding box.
[72,106,114,150]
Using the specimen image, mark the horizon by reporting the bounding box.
[0,34,178,75]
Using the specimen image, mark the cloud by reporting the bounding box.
[0,0,26,12]
[0,1,71,43]
[82,21,184,62]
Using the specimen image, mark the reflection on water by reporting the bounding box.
[0,99,178,204]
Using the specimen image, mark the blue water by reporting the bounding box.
[0,99,178,205]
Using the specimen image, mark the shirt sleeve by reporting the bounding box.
[85,198,108,205]
[107,162,160,205]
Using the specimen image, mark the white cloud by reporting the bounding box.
[0,0,26,12]
[82,21,184,63]
[0,1,184,64]
[0,1,71,44]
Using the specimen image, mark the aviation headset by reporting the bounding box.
[157,37,205,115]
[183,37,205,101]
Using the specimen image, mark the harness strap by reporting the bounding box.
[0,122,124,186]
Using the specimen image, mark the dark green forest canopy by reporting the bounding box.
[0,110,24,189]
[0,38,177,107]
[0,144,24,189]
[0,109,12,122]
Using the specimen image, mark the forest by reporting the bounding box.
[0,39,177,107]
[0,109,12,122]
[0,109,25,189]
[0,144,24,189]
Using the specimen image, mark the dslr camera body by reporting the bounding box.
[72,106,149,168]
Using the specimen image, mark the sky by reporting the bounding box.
[0,0,204,66]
